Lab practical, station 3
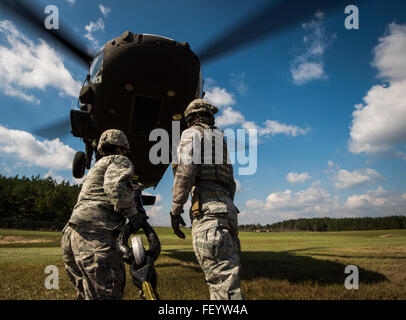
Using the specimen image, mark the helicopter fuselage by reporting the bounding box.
[71,31,202,188]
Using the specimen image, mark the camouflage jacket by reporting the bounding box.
[69,154,135,232]
[172,123,238,218]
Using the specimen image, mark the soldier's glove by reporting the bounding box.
[170,212,186,239]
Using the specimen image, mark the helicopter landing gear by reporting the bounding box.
[72,151,86,179]
[72,141,94,179]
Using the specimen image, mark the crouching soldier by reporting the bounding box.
[61,129,145,300]
[170,99,244,300]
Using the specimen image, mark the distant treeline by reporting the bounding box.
[2,175,406,233]
[0,175,80,230]
[239,216,406,232]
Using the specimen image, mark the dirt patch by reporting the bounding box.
[0,236,52,244]
[379,234,398,238]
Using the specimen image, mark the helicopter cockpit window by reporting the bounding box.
[89,48,104,84]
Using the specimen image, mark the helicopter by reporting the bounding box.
[68,31,201,188]
[0,0,360,190]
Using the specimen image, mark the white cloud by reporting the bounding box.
[235,179,242,193]
[99,5,111,18]
[265,188,335,212]
[349,23,406,155]
[204,86,235,107]
[245,199,264,209]
[291,11,332,85]
[204,81,308,156]
[241,187,339,224]
[240,185,406,225]
[286,172,311,184]
[84,18,105,49]
[66,0,75,4]
[230,72,248,96]
[184,199,191,213]
[349,82,406,154]
[73,175,86,185]
[0,125,75,170]
[311,180,321,187]
[144,193,188,227]
[345,187,406,215]
[204,79,309,137]
[259,120,309,137]
[396,150,406,161]
[45,169,65,184]
[239,158,401,225]
[215,107,244,127]
[334,168,385,190]
[373,24,406,82]
[215,107,308,138]
[2,85,39,104]
[146,193,163,220]
[264,190,293,210]
[145,194,194,227]
[0,20,81,102]
[291,62,325,85]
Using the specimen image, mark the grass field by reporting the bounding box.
[0,227,405,300]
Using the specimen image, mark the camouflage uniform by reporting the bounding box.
[172,99,244,300]
[61,225,126,300]
[62,129,135,300]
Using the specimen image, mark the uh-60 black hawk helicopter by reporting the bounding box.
[1,0,362,299]
[67,32,202,187]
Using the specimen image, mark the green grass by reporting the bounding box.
[0,228,405,300]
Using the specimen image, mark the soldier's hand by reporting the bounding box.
[170,212,186,239]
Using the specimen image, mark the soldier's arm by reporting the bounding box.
[104,155,136,216]
[171,130,199,215]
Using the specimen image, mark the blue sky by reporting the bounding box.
[1,0,406,226]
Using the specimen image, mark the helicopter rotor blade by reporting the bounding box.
[32,118,71,140]
[0,0,93,66]
[198,0,363,64]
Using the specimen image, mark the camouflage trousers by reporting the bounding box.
[192,211,244,300]
[61,225,126,300]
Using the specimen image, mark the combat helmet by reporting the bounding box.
[184,99,218,123]
[97,129,130,155]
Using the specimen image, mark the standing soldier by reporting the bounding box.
[170,99,244,300]
[61,129,145,300]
